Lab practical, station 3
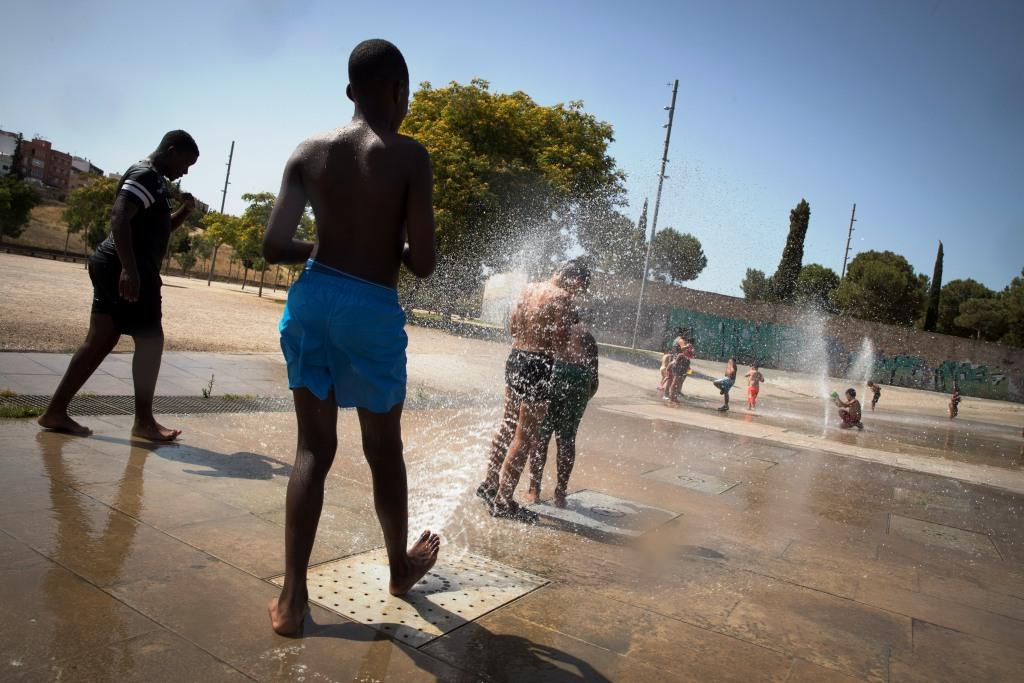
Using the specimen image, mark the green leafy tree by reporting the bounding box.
[741,268,771,301]
[230,221,263,288]
[62,175,117,251]
[998,268,1024,347]
[794,263,840,312]
[201,212,243,284]
[649,228,707,285]
[921,241,943,331]
[833,250,926,326]
[936,279,994,337]
[577,202,646,278]
[400,79,625,309]
[770,199,811,302]
[955,297,1008,341]
[0,175,41,243]
[191,231,214,271]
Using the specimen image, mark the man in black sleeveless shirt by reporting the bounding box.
[38,130,199,439]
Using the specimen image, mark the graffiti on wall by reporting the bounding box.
[666,307,1022,403]
[665,308,846,374]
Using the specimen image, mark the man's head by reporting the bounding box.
[152,130,199,180]
[846,388,857,399]
[867,380,875,388]
[554,258,592,296]
[347,39,410,129]
[752,363,759,371]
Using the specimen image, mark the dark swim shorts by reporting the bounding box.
[505,349,555,403]
[88,258,162,337]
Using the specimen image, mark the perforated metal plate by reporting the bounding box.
[271,549,547,647]
[527,489,679,537]
[888,514,1001,560]
[644,465,740,494]
[0,394,293,416]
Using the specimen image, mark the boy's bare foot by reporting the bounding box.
[390,530,440,596]
[37,412,92,436]
[524,487,540,505]
[131,420,181,441]
[267,595,308,637]
[553,492,567,508]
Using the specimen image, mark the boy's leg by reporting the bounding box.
[494,402,547,512]
[269,388,339,636]
[480,388,521,498]
[357,402,439,596]
[130,329,180,441]
[39,313,121,435]
[526,428,553,503]
[553,435,577,505]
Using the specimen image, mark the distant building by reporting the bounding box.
[20,137,72,192]
[68,156,105,191]
[0,130,18,176]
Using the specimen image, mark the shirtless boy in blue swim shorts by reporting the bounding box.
[262,39,439,636]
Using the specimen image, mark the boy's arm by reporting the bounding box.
[263,145,315,265]
[402,144,436,278]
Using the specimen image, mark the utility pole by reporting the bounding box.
[207,141,235,287]
[219,140,234,213]
[841,202,856,279]
[631,79,679,349]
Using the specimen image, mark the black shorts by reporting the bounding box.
[505,350,554,403]
[88,258,162,337]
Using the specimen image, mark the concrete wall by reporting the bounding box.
[585,274,1024,403]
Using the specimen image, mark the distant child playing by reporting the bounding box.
[833,388,864,429]
[948,387,961,419]
[658,352,672,396]
[713,357,737,412]
[746,364,765,410]
[867,381,881,411]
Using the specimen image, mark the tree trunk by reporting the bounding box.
[207,245,220,286]
[241,267,248,290]
[258,264,267,298]
[64,228,71,256]
[273,267,281,292]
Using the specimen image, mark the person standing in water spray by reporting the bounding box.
[525,317,599,508]
[262,39,439,636]
[477,259,591,522]
[867,380,881,411]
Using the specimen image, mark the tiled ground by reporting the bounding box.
[1,349,1023,681]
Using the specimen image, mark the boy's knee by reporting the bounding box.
[362,432,403,462]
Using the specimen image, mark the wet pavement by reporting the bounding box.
[2,344,1024,681]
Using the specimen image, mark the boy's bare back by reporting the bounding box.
[268,120,435,288]
[509,282,572,355]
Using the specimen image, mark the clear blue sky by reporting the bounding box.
[3,0,1021,296]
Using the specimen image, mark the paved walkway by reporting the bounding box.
[2,348,1024,681]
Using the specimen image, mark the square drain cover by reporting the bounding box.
[527,489,679,537]
[271,549,546,647]
[888,514,1001,560]
[644,465,739,495]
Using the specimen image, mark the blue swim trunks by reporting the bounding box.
[279,260,407,413]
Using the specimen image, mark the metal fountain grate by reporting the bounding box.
[644,465,740,495]
[528,489,680,538]
[0,394,293,416]
[887,514,1002,560]
[271,549,547,647]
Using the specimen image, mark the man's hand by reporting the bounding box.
[180,192,196,214]
[119,267,141,302]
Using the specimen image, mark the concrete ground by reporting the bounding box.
[2,251,1024,681]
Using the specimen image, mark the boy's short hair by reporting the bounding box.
[846,388,857,397]
[349,39,409,91]
[156,130,199,156]
[556,257,592,291]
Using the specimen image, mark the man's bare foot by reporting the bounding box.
[524,487,540,505]
[131,420,181,441]
[553,492,567,508]
[267,595,308,637]
[389,530,440,596]
[37,411,92,436]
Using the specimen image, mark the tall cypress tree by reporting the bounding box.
[9,134,24,180]
[771,199,811,302]
[923,241,943,331]
[636,198,648,238]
